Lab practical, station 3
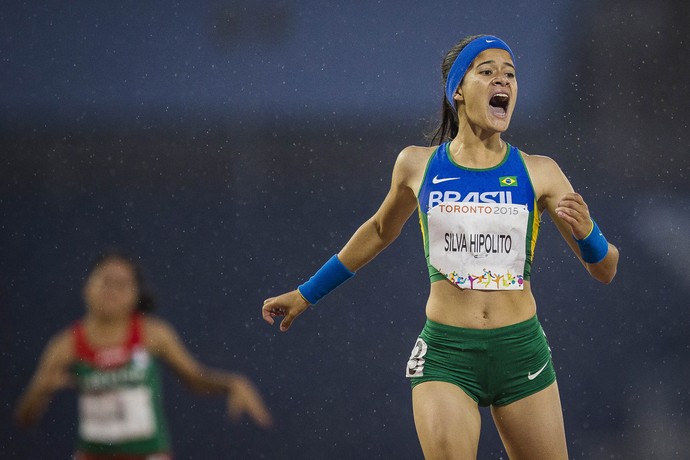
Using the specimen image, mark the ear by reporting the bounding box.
[453,89,464,103]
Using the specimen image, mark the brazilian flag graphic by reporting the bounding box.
[499,176,518,187]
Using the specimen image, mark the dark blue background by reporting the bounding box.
[2,1,689,458]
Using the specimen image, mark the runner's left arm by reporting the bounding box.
[145,317,273,427]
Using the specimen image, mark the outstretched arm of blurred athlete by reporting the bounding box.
[144,316,273,428]
[15,329,76,427]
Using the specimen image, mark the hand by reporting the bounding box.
[262,290,310,332]
[554,192,593,240]
[226,375,273,429]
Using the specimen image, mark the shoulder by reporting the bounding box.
[393,144,437,186]
[520,150,562,174]
[397,144,436,167]
[519,150,572,200]
[141,315,179,352]
[42,327,76,365]
[520,151,567,185]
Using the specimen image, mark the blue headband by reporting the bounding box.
[445,35,515,109]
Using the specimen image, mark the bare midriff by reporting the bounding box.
[425,279,537,329]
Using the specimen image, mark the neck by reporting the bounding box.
[82,312,133,345]
[85,312,132,329]
[448,129,505,168]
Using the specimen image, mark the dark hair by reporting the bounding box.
[427,34,486,146]
[88,249,157,312]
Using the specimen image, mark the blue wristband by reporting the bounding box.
[297,255,355,304]
[574,219,609,264]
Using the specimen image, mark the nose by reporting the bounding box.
[493,75,510,86]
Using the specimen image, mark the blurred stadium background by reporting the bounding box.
[2,1,689,458]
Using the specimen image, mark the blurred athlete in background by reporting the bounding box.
[16,250,272,460]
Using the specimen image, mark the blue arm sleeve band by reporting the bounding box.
[574,219,609,264]
[297,254,356,305]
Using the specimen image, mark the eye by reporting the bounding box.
[479,69,493,76]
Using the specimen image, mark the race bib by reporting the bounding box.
[78,386,155,443]
[428,201,529,290]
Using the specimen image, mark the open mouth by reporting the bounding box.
[489,93,509,117]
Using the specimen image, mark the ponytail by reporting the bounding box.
[426,34,486,146]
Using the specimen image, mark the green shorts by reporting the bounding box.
[406,315,556,407]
